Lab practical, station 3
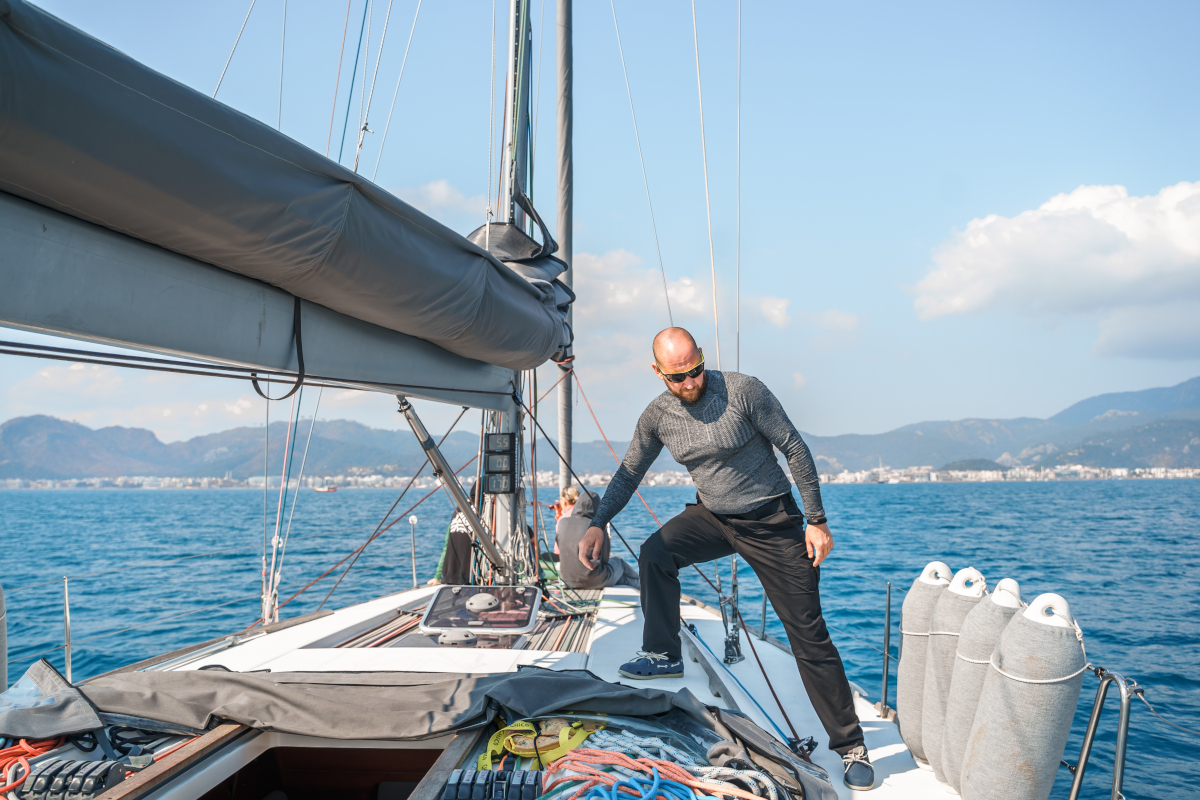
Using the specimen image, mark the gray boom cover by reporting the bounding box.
[896,578,945,760]
[922,589,984,781]
[0,0,571,370]
[960,614,1085,800]
[941,598,1020,793]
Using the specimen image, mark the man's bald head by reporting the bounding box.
[653,328,699,367]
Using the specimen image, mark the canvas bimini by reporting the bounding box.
[0,1,1143,799]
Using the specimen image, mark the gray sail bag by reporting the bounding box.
[941,599,1020,793]
[922,589,984,781]
[896,578,945,760]
[960,614,1086,800]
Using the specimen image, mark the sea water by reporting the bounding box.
[1,480,1196,799]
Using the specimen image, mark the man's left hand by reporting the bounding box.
[806,522,833,566]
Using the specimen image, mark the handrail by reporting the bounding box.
[1066,667,1135,800]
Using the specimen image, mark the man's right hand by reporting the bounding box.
[579,525,605,569]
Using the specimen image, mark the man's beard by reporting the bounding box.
[669,378,706,404]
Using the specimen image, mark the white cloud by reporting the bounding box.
[394,180,488,233]
[914,181,1200,359]
[759,297,792,328]
[793,372,807,389]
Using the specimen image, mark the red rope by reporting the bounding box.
[572,371,663,527]
[537,367,573,405]
[262,454,478,618]
[0,738,64,794]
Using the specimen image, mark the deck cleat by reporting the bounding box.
[617,651,684,680]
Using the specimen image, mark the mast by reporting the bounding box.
[556,0,573,493]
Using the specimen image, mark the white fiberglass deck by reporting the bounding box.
[157,584,950,799]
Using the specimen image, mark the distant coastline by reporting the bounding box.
[5,465,1196,491]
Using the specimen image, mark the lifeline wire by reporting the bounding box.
[326,0,355,156]
[609,0,673,326]
[355,0,396,172]
[691,0,721,369]
[213,0,257,98]
[372,0,424,181]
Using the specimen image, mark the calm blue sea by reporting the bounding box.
[2,480,1197,799]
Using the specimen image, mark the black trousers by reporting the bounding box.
[639,494,865,754]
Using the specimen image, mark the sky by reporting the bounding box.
[3,0,1199,444]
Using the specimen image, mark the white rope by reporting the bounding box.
[485,0,497,251]
[355,0,395,172]
[276,0,287,130]
[690,0,721,368]
[990,656,1091,685]
[609,0,673,326]
[735,0,741,371]
[371,0,424,181]
[900,628,930,636]
[325,0,354,156]
[213,0,257,99]
[928,630,963,636]
[956,652,991,665]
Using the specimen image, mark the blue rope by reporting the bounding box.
[687,624,792,745]
[582,767,700,800]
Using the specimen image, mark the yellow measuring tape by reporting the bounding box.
[477,719,602,770]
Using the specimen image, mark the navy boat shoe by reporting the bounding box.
[617,651,684,679]
[842,745,875,791]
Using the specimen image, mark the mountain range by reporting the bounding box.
[2,377,1198,479]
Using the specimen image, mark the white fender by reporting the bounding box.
[990,578,1022,608]
[948,567,987,598]
[919,561,953,586]
[1023,593,1073,628]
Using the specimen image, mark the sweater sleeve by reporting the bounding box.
[590,404,665,531]
[744,376,826,521]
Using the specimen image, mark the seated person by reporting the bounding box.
[431,485,477,585]
[552,485,580,556]
[554,489,640,590]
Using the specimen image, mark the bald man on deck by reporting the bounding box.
[577,327,874,791]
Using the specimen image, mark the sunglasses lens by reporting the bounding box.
[664,364,703,383]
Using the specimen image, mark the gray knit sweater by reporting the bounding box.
[591,370,825,530]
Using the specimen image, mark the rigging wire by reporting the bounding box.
[264,386,302,623]
[315,405,470,610]
[326,0,354,156]
[485,0,498,251]
[690,0,722,369]
[213,0,257,99]
[337,0,371,164]
[261,395,270,624]
[736,0,741,371]
[271,387,324,611]
[371,0,424,181]
[529,0,547,203]
[276,0,287,130]
[354,0,396,172]
[609,0,673,326]
[353,0,376,168]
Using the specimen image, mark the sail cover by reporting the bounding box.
[0,0,572,371]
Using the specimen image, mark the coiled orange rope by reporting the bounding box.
[0,737,65,794]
